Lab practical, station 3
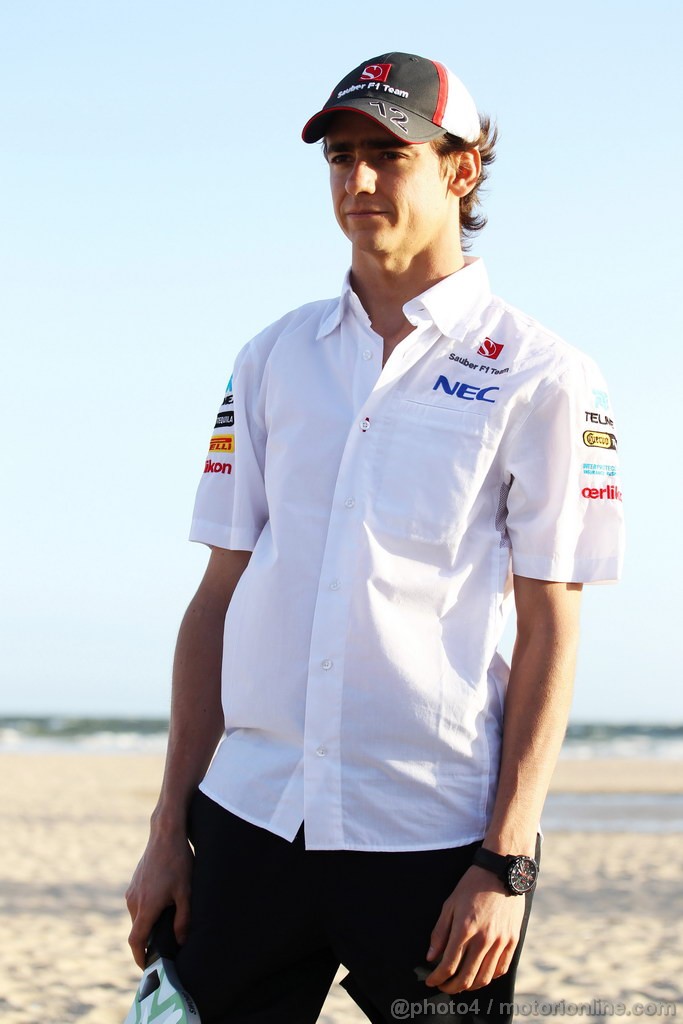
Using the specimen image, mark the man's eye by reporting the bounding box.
[329,154,351,165]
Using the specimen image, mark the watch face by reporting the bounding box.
[507,856,538,894]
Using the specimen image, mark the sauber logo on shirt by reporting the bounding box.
[477,337,504,360]
[433,375,499,403]
[583,430,617,451]
[360,63,392,82]
[204,459,232,475]
[209,433,235,453]
[581,484,622,501]
[449,353,509,376]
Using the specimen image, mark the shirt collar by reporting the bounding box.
[402,257,491,343]
[316,258,491,343]
[316,271,356,339]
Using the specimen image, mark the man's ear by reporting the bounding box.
[449,150,482,199]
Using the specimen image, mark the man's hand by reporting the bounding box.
[125,827,194,968]
[424,866,526,993]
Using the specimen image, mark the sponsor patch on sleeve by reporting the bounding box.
[583,430,617,451]
[208,433,235,454]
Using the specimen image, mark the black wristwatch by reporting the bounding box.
[473,847,539,895]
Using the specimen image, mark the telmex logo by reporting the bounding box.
[583,430,617,451]
[433,376,499,403]
[209,433,235,453]
[360,63,392,82]
[204,459,232,475]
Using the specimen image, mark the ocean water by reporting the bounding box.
[2,718,682,832]
[2,717,682,759]
[0,716,170,754]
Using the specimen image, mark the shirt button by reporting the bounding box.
[321,659,333,670]
[360,417,370,432]
[362,349,373,361]
[316,747,327,757]
[329,580,341,591]
[344,497,355,508]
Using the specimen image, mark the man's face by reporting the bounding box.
[325,111,457,266]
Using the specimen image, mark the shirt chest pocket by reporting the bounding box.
[369,399,497,548]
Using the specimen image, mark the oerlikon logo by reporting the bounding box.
[360,63,392,83]
[477,337,504,360]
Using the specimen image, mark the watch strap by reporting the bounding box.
[472,846,510,881]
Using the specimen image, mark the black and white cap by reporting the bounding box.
[302,52,481,145]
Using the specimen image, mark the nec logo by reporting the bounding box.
[433,376,499,403]
[477,337,504,360]
[360,63,392,83]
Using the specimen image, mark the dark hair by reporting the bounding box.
[431,115,498,248]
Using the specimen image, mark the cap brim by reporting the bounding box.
[302,100,447,145]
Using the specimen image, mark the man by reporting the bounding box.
[126,52,623,1024]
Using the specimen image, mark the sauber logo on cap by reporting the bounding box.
[477,338,504,360]
[360,64,392,83]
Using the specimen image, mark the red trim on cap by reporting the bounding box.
[432,61,449,126]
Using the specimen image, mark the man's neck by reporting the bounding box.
[350,248,466,363]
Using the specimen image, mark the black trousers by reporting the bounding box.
[175,790,538,1024]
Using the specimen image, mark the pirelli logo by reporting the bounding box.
[208,433,235,453]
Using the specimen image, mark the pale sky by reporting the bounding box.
[2,0,681,722]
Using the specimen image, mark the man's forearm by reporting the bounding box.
[152,599,227,832]
[152,548,252,834]
[424,577,583,992]
[483,577,583,855]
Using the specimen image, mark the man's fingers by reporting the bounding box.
[128,909,154,969]
[426,904,453,963]
[429,937,483,992]
[425,927,472,988]
[432,932,515,993]
[173,893,191,946]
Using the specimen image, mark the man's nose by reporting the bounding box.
[345,159,376,195]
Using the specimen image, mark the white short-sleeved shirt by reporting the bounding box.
[190,258,624,851]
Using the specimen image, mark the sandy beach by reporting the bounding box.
[1,753,681,1024]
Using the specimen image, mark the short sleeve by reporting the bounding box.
[189,342,268,551]
[504,357,624,584]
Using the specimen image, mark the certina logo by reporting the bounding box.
[360,63,392,83]
[581,484,622,501]
[433,376,499,403]
[208,433,235,453]
[583,430,617,451]
[585,411,614,426]
[477,338,504,360]
[204,459,232,475]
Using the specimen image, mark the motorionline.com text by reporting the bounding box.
[390,996,677,1018]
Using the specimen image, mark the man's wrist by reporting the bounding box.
[150,799,191,837]
[473,847,539,895]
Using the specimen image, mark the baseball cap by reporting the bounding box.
[302,52,481,145]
